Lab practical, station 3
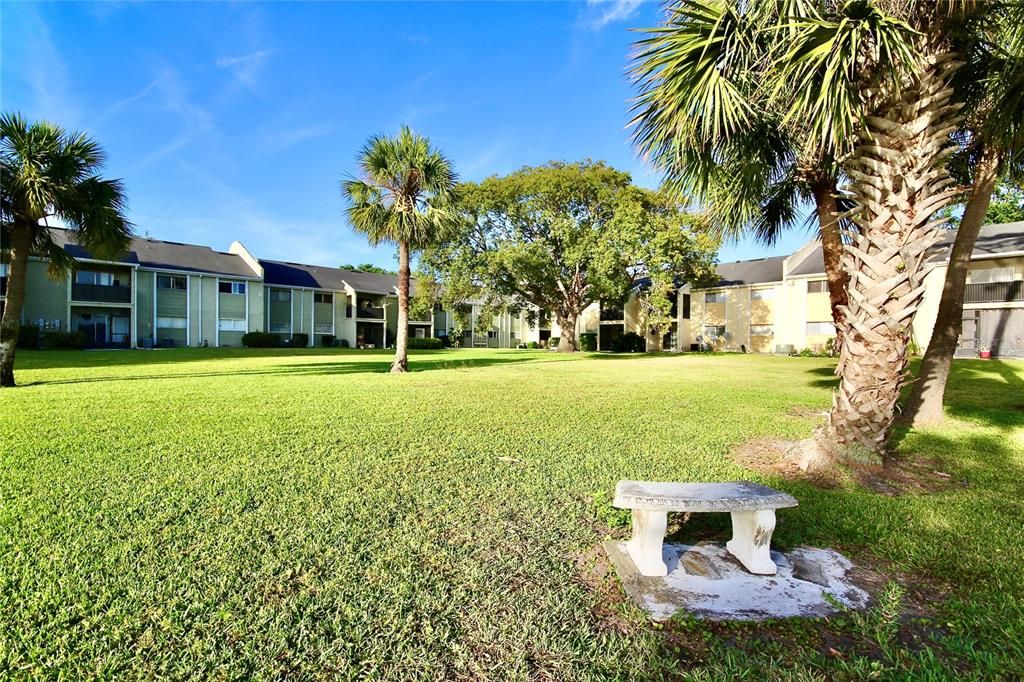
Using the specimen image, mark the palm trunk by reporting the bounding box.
[556,311,578,352]
[905,145,999,427]
[812,178,849,351]
[0,225,33,388]
[808,49,963,468]
[391,241,410,373]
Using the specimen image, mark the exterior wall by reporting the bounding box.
[336,291,356,347]
[216,279,249,347]
[199,277,217,346]
[22,260,68,330]
[136,270,154,344]
[248,281,264,336]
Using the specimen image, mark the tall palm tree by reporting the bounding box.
[342,126,457,373]
[0,113,132,387]
[631,1,853,347]
[906,2,1024,426]
[632,1,990,466]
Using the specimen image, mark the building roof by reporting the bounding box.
[712,255,787,286]
[48,228,260,278]
[786,221,1024,278]
[260,259,417,296]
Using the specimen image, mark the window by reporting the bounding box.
[219,281,246,294]
[971,266,1016,283]
[487,330,499,338]
[218,318,247,331]
[806,321,835,335]
[75,271,115,286]
[0,263,8,296]
[682,294,691,319]
[807,280,828,294]
[703,325,726,339]
[272,289,290,302]
[157,275,186,290]
[314,292,333,304]
[268,322,290,333]
[750,324,773,336]
[750,288,775,301]
[705,291,726,304]
[414,327,426,339]
[156,316,187,329]
[314,323,333,334]
[346,304,353,318]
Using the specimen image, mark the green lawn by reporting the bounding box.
[2,349,1022,679]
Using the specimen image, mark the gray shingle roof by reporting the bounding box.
[787,221,1024,277]
[48,228,259,278]
[261,259,417,296]
[713,255,787,286]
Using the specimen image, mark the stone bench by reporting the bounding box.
[613,480,798,577]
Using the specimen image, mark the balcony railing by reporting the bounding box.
[600,308,624,321]
[72,283,131,303]
[965,280,1024,304]
[356,306,385,319]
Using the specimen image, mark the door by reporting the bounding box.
[75,313,110,347]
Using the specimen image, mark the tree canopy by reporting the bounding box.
[417,161,718,352]
[339,263,396,275]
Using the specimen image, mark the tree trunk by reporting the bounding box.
[807,49,963,469]
[0,225,33,388]
[391,241,410,373]
[905,145,999,427]
[812,178,849,352]
[556,311,578,352]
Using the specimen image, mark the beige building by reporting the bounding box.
[679,222,1024,358]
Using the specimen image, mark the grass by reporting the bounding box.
[1,348,1022,679]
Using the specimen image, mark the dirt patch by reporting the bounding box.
[574,543,638,636]
[730,437,965,496]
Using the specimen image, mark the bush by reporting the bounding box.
[579,332,597,352]
[408,337,443,350]
[339,338,350,349]
[612,332,646,353]
[242,332,281,348]
[17,324,40,349]
[548,336,560,349]
[526,341,540,349]
[320,334,335,347]
[291,333,309,348]
[42,330,87,350]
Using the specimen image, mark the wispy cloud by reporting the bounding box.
[262,124,333,154]
[12,5,80,125]
[216,49,274,86]
[399,31,431,46]
[587,0,646,29]
[127,66,215,171]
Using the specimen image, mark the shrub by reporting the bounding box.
[17,324,40,349]
[291,333,309,348]
[408,337,443,350]
[612,332,646,353]
[320,334,335,347]
[548,336,560,349]
[242,332,281,348]
[579,332,597,352]
[527,341,540,349]
[42,330,87,350]
[339,338,350,349]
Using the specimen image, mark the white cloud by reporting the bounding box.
[12,5,80,125]
[216,49,273,86]
[262,124,333,154]
[587,0,646,29]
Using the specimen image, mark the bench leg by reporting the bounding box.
[625,509,668,577]
[726,509,778,575]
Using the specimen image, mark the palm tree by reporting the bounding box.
[632,1,992,466]
[906,3,1024,426]
[341,126,457,373]
[0,113,132,387]
[631,1,852,348]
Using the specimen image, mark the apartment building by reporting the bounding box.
[681,222,1024,358]
[4,222,1021,356]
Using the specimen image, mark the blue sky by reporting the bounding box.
[3,0,814,269]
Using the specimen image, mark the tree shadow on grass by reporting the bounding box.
[21,354,541,386]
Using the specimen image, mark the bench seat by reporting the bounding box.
[613,480,798,577]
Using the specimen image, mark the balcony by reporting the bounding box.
[965,280,1024,304]
[356,305,385,320]
[72,283,131,304]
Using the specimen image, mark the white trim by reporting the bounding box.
[186,276,191,347]
[130,268,138,347]
[215,277,220,347]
